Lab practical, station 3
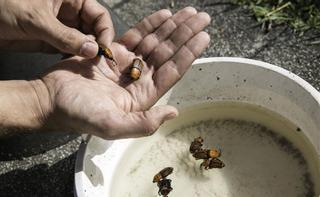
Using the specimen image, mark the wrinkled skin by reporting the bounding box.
[0,0,114,57]
[35,7,211,139]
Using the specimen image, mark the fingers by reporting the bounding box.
[81,0,115,47]
[56,0,81,28]
[134,7,197,58]
[104,105,178,139]
[41,0,113,56]
[118,9,172,51]
[41,17,99,58]
[154,31,210,95]
[147,12,211,68]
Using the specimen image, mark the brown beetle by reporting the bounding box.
[157,179,173,197]
[97,47,117,66]
[192,149,221,160]
[153,167,174,197]
[190,136,225,170]
[200,158,225,170]
[189,136,204,154]
[130,58,144,80]
[153,167,173,183]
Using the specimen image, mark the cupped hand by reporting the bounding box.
[37,7,211,139]
[0,0,113,57]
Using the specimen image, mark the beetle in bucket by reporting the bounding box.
[192,148,221,160]
[189,136,204,154]
[200,158,225,170]
[153,167,174,197]
[189,136,225,170]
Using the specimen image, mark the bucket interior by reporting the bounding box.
[76,58,320,197]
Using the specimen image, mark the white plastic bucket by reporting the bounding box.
[75,57,320,197]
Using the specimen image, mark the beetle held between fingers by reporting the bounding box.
[97,46,117,66]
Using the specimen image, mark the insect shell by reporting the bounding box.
[208,149,221,158]
[157,179,173,196]
[130,58,144,80]
[200,158,225,170]
[98,47,113,59]
[153,167,173,183]
[189,136,204,154]
[97,47,117,65]
[192,149,221,160]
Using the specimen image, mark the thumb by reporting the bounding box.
[108,105,178,139]
[41,17,98,58]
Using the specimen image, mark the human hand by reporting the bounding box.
[16,7,210,139]
[0,0,114,58]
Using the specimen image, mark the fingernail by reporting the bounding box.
[80,41,98,58]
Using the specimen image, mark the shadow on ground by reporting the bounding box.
[0,152,77,197]
[0,132,79,161]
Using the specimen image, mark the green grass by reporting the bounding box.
[233,0,320,33]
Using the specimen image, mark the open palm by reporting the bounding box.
[41,7,210,139]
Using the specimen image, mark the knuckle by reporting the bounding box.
[142,17,154,32]
[163,40,176,56]
[57,29,78,51]
[18,10,44,34]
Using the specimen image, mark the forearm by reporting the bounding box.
[0,79,49,134]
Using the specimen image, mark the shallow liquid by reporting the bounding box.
[111,102,320,197]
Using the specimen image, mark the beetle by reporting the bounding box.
[153,167,174,183]
[192,149,221,160]
[130,58,144,80]
[97,47,117,66]
[153,167,174,196]
[157,178,173,197]
[200,158,225,170]
[189,136,204,154]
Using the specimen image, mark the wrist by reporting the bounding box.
[0,79,52,132]
[29,79,53,129]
